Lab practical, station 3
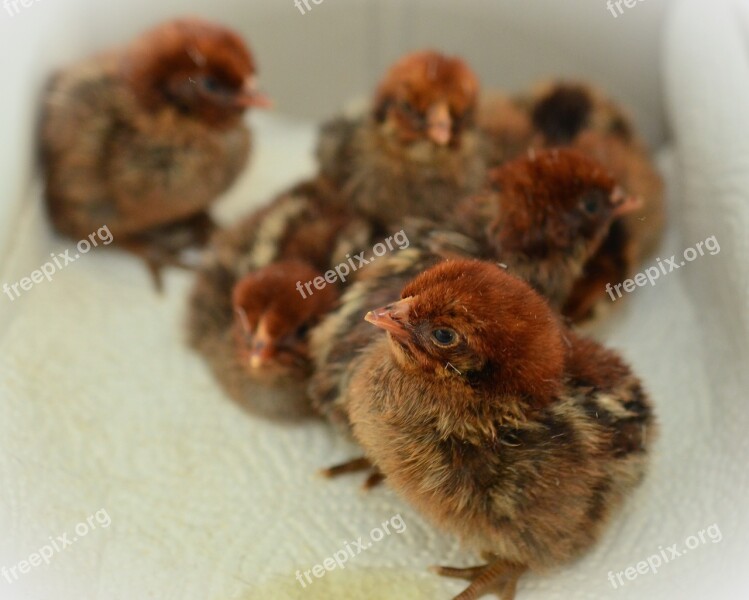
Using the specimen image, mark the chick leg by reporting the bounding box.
[120,212,218,292]
[319,457,385,490]
[119,237,194,293]
[432,559,526,600]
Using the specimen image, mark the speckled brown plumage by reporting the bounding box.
[309,149,639,428]
[316,50,488,229]
[344,260,656,599]
[479,81,665,321]
[308,225,477,427]
[41,18,267,282]
[186,177,372,420]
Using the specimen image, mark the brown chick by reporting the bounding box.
[316,50,487,229]
[41,18,270,289]
[187,177,372,420]
[479,82,664,320]
[346,259,655,600]
[309,149,640,448]
[232,261,339,380]
[456,147,642,310]
[210,260,339,419]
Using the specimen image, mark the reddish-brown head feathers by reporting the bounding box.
[232,261,338,376]
[366,259,565,407]
[564,332,633,390]
[123,18,268,127]
[373,50,479,147]
[484,149,637,257]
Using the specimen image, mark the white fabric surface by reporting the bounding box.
[1,0,749,598]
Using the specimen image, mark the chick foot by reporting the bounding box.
[319,457,384,490]
[432,558,526,600]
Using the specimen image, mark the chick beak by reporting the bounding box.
[611,186,643,217]
[248,339,276,370]
[235,77,272,109]
[364,297,414,342]
[247,321,276,369]
[426,103,452,146]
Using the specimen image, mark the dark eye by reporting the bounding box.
[580,194,601,215]
[295,323,310,338]
[201,75,223,93]
[432,328,457,346]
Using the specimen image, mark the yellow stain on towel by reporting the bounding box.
[238,567,445,600]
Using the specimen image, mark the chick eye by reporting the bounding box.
[200,75,223,93]
[580,194,601,215]
[431,328,457,346]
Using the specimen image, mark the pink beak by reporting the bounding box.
[611,186,644,217]
[248,340,276,369]
[364,297,414,342]
[235,77,272,109]
[426,103,452,146]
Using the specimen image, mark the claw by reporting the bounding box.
[319,456,385,490]
[431,559,526,600]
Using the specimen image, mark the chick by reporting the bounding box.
[479,82,664,320]
[346,259,655,599]
[187,260,335,420]
[456,147,642,309]
[187,177,371,419]
[197,260,337,419]
[316,50,487,228]
[232,261,339,379]
[41,18,269,288]
[309,149,640,446]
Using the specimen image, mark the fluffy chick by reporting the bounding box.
[187,177,371,420]
[479,82,664,320]
[232,261,339,380]
[346,259,655,599]
[309,148,639,431]
[213,260,338,417]
[456,147,642,309]
[41,18,269,286]
[316,50,487,228]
